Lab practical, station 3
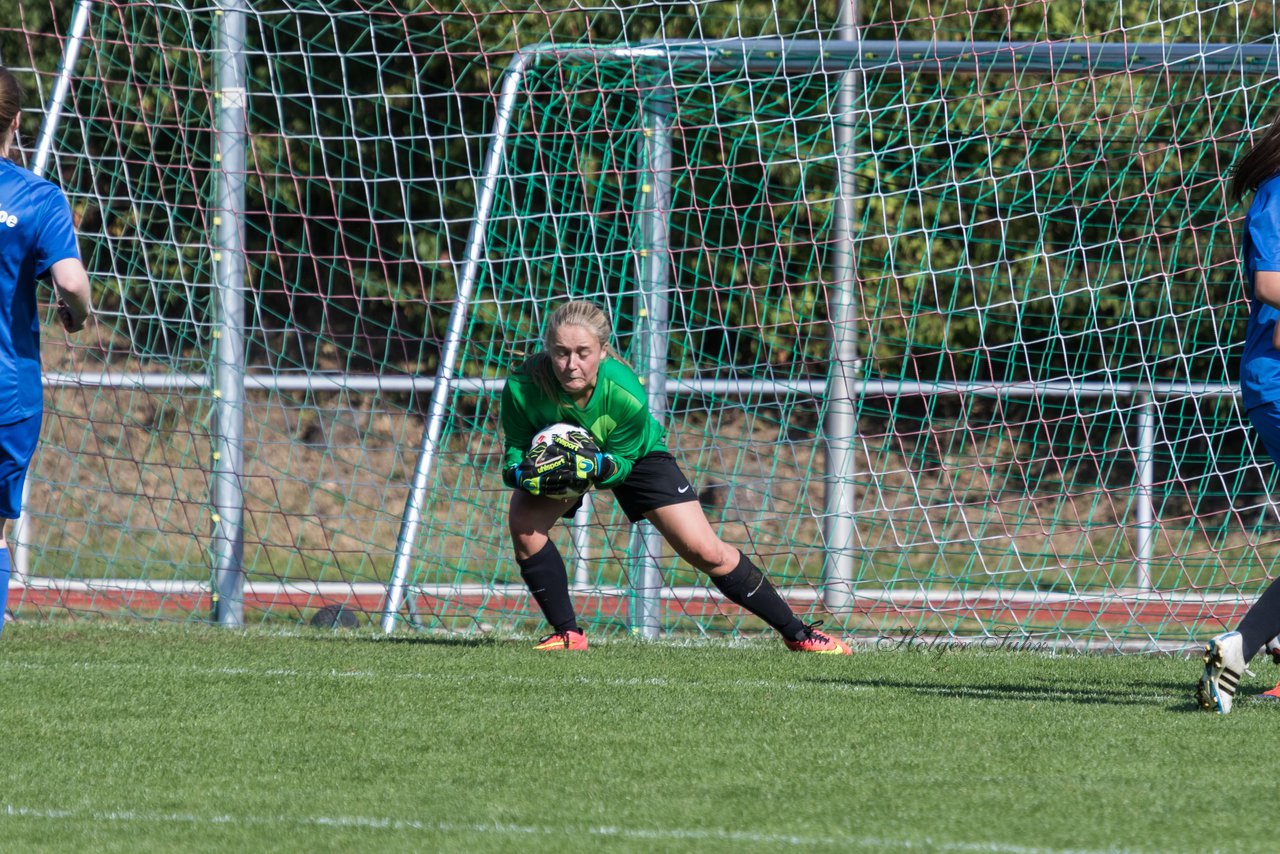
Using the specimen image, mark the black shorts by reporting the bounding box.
[564,451,699,522]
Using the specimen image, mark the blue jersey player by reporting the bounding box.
[0,67,93,634]
[1196,112,1280,712]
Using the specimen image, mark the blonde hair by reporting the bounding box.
[526,301,621,396]
[0,67,22,157]
[542,300,613,354]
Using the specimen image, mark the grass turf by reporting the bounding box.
[0,622,1273,853]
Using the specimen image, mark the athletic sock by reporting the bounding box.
[1236,575,1280,663]
[710,552,808,642]
[0,546,10,639]
[517,541,579,634]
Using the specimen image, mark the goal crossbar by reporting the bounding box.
[513,38,1280,75]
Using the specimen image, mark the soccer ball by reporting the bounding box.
[528,422,596,500]
[532,422,594,451]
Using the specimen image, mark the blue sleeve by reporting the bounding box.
[32,189,80,277]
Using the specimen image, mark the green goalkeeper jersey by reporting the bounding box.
[501,357,667,489]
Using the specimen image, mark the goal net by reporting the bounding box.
[5,1,1276,650]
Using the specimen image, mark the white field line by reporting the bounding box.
[0,804,1151,853]
[0,659,1185,704]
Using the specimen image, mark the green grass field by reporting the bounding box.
[1,622,1275,853]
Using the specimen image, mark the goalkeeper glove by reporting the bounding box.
[547,433,617,484]
[575,450,619,484]
[508,442,591,497]
[550,431,597,456]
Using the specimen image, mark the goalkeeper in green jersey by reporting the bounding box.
[500,300,851,653]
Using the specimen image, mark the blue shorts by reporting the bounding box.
[0,411,42,519]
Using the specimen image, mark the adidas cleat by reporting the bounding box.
[532,630,588,651]
[784,622,852,655]
[1197,631,1245,714]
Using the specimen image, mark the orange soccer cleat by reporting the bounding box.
[532,629,589,651]
[784,622,852,655]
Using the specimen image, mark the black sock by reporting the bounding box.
[710,552,807,642]
[1237,576,1280,663]
[518,541,579,634]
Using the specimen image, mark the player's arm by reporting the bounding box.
[36,191,92,333]
[499,379,537,489]
[49,257,91,333]
[1248,188,1280,348]
[498,379,586,496]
